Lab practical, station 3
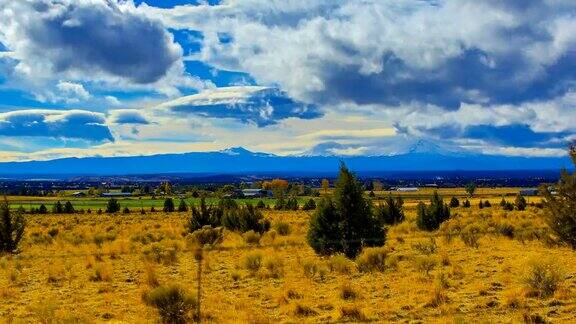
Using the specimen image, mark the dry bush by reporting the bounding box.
[143,284,197,324]
[412,237,438,255]
[523,258,565,298]
[339,281,359,300]
[189,226,223,247]
[355,246,388,273]
[273,221,291,236]
[328,254,353,274]
[242,230,261,245]
[263,255,284,279]
[90,263,113,282]
[302,260,319,279]
[142,242,179,265]
[426,283,448,308]
[415,255,437,276]
[460,224,481,248]
[242,252,263,274]
[503,289,526,309]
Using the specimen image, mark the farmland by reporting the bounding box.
[1,187,575,323]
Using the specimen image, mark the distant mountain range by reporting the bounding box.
[0,145,571,178]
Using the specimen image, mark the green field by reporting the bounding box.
[6,196,314,211]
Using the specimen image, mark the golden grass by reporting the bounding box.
[0,193,575,322]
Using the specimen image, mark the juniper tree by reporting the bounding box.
[416,192,451,231]
[177,199,188,212]
[515,194,527,211]
[307,163,385,258]
[541,145,576,249]
[106,198,121,213]
[375,195,405,226]
[0,198,26,253]
[163,198,175,213]
[449,197,460,208]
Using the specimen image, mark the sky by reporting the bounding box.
[0,0,575,161]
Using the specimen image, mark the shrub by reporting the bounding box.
[302,198,316,211]
[38,204,48,214]
[412,237,438,255]
[415,255,437,276]
[189,226,223,246]
[302,260,319,279]
[416,192,450,231]
[541,154,576,249]
[479,200,484,209]
[293,303,318,317]
[499,223,515,239]
[484,200,492,207]
[163,198,175,213]
[460,224,481,248]
[449,197,460,207]
[356,247,388,272]
[187,198,221,233]
[221,204,270,234]
[0,198,26,253]
[523,258,565,298]
[308,163,385,258]
[263,256,284,278]
[90,263,113,282]
[273,221,291,236]
[328,254,353,274]
[177,199,188,212]
[123,207,130,214]
[143,284,197,324]
[503,201,515,211]
[515,194,527,211]
[64,201,75,214]
[242,230,261,245]
[52,201,63,214]
[255,200,266,209]
[462,199,471,208]
[284,197,299,211]
[339,305,368,322]
[143,242,179,265]
[375,195,404,226]
[242,252,263,273]
[106,198,121,213]
[339,282,358,300]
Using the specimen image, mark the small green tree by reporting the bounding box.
[106,198,121,213]
[465,182,477,197]
[187,198,220,233]
[484,200,492,207]
[307,163,385,258]
[479,200,484,209]
[541,146,576,249]
[302,198,317,211]
[52,201,63,214]
[0,198,26,253]
[515,194,527,211]
[416,192,451,231]
[177,199,188,212]
[375,195,404,226]
[64,201,75,214]
[463,199,471,208]
[163,198,175,213]
[123,206,130,214]
[38,204,48,214]
[256,200,266,209]
[449,197,460,208]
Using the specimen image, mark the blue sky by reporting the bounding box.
[0,0,574,161]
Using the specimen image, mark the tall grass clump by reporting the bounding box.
[523,258,565,298]
[143,284,198,324]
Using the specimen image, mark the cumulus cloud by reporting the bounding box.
[108,109,150,125]
[140,0,576,108]
[0,0,181,84]
[156,86,321,126]
[0,109,114,142]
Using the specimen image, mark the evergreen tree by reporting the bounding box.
[177,199,188,212]
[465,182,477,197]
[52,201,63,214]
[484,200,491,207]
[307,163,385,258]
[463,199,471,208]
[0,198,25,253]
[302,198,317,211]
[479,200,484,209]
[64,201,75,214]
[38,204,47,214]
[416,192,451,231]
[375,195,404,226]
[542,147,576,249]
[449,197,460,208]
[106,198,121,213]
[163,198,175,213]
[123,206,130,214]
[515,194,527,211]
[255,200,266,209]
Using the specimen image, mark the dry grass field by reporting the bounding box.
[1,192,575,323]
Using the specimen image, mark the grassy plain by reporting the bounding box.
[1,189,575,323]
